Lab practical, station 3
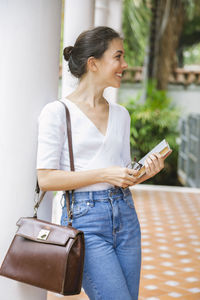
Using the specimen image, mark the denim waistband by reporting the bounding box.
[64,187,131,203]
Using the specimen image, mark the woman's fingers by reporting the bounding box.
[127,168,140,177]
[156,153,165,169]
[153,153,165,170]
[144,153,165,176]
[125,177,137,185]
[144,157,152,173]
[121,168,139,187]
[149,154,161,172]
[119,177,135,188]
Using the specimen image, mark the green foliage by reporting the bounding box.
[122,0,150,67]
[122,0,200,68]
[121,82,181,186]
[178,1,200,65]
[183,43,200,65]
[183,0,200,20]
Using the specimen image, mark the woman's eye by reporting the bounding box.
[116,55,121,60]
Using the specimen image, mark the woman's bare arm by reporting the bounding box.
[38,151,171,191]
[38,169,105,191]
[37,167,140,191]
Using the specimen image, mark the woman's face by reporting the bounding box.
[95,38,128,88]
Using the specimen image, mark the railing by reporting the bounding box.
[178,114,200,187]
[121,67,200,86]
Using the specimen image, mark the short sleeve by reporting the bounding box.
[122,108,131,167]
[36,101,66,169]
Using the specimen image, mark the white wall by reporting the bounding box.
[0,1,62,299]
[168,85,200,116]
[118,83,200,115]
[94,0,108,26]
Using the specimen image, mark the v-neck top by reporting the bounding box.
[36,97,131,191]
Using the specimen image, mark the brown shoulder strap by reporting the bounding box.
[34,100,75,219]
[59,101,75,171]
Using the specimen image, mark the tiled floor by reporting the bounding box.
[48,185,200,300]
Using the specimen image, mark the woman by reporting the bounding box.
[37,26,165,300]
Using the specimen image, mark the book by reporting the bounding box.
[133,139,172,178]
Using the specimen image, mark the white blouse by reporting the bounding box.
[36,98,131,191]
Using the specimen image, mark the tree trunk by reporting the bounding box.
[147,0,185,90]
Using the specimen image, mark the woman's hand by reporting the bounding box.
[103,166,140,189]
[144,152,165,178]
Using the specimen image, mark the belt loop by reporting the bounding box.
[119,187,125,197]
[89,191,93,201]
[108,189,112,198]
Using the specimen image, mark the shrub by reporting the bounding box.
[121,82,181,186]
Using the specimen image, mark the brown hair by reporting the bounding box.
[63,26,121,78]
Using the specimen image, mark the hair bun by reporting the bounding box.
[63,46,74,61]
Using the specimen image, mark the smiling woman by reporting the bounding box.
[92,38,128,89]
[63,26,126,80]
[37,26,165,300]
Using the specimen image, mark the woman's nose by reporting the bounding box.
[122,59,128,70]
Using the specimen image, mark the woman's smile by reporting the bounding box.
[116,72,122,78]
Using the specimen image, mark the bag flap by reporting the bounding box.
[16,217,81,246]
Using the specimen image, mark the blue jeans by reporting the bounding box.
[61,187,141,300]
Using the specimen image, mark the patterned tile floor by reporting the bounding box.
[48,185,200,300]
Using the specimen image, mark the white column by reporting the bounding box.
[104,0,123,103]
[0,1,62,300]
[107,0,123,32]
[94,0,108,26]
[61,0,95,98]
[51,0,96,226]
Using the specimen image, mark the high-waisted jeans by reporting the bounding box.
[60,187,141,300]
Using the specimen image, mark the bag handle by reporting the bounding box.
[34,101,75,225]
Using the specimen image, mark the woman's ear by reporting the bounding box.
[87,56,98,72]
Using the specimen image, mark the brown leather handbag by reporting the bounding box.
[0,101,85,295]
